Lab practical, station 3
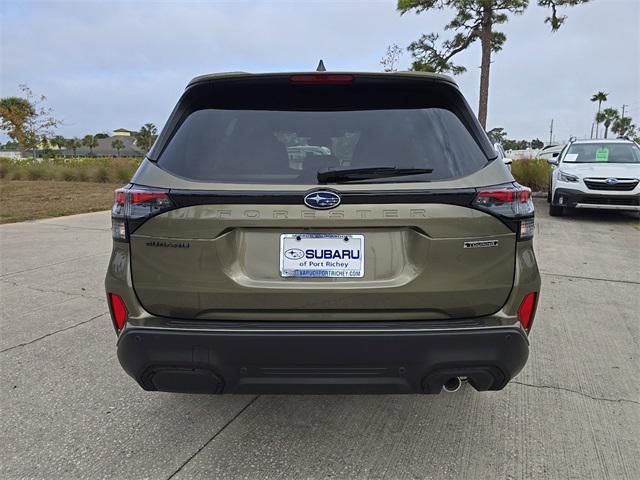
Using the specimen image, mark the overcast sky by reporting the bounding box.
[1,0,638,144]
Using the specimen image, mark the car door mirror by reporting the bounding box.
[546,152,559,165]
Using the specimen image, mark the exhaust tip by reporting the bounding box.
[442,376,462,393]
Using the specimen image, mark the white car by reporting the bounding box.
[493,143,512,170]
[537,144,565,163]
[547,138,640,216]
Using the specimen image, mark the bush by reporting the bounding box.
[115,167,133,183]
[25,165,48,180]
[75,169,89,182]
[511,159,552,192]
[112,158,136,182]
[0,159,13,179]
[0,156,142,183]
[92,166,111,183]
[58,167,79,181]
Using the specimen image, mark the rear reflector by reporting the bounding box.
[290,74,354,84]
[518,292,537,330]
[108,293,128,332]
[519,217,535,239]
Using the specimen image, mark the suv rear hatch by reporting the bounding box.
[114,73,532,321]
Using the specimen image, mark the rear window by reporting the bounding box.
[155,79,491,184]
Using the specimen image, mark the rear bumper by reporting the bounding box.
[553,188,640,211]
[117,324,529,394]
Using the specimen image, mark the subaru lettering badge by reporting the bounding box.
[304,190,341,210]
[605,178,619,185]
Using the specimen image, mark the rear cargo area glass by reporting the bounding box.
[156,82,489,184]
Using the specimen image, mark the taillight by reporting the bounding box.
[518,292,538,331]
[473,184,535,240]
[290,74,354,84]
[112,187,172,241]
[108,293,128,332]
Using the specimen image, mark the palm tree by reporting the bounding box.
[595,108,619,139]
[82,134,99,156]
[66,137,81,157]
[590,91,608,138]
[611,116,636,138]
[111,139,125,157]
[51,135,67,151]
[135,123,158,153]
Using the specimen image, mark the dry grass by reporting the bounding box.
[0,157,141,183]
[511,159,553,191]
[0,180,122,224]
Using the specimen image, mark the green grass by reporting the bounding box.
[511,159,553,192]
[0,156,141,184]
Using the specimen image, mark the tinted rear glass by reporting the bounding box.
[156,79,490,184]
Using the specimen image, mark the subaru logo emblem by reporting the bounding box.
[605,178,619,185]
[304,190,341,210]
[284,248,305,260]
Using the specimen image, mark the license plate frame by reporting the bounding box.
[279,233,365,278]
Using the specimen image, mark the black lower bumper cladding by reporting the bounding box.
[117,324,529,394]
[554,188,640,208]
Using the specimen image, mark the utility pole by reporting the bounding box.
[549,118,554,145]
[590,122,594,139]
[621,104,628,119]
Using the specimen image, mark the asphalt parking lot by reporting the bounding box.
[1,198,638,480]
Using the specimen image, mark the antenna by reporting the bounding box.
[316,59,326,72]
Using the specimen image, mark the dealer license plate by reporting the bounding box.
[279,233,364,278]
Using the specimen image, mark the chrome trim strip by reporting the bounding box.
[583,178,638,183]
[575,203,640,210]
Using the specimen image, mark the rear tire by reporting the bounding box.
[549,203,563,216]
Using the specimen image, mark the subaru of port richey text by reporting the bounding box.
[106,71,541,395]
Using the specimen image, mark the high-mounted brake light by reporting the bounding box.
[112,187,172,241]
[472,184,535,241]
[518,292,538,331]
[108,293,128,332]
[290,74,354,84]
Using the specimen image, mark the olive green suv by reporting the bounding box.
[106,71,540,394]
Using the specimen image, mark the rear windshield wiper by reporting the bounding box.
[317,167,433,183]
